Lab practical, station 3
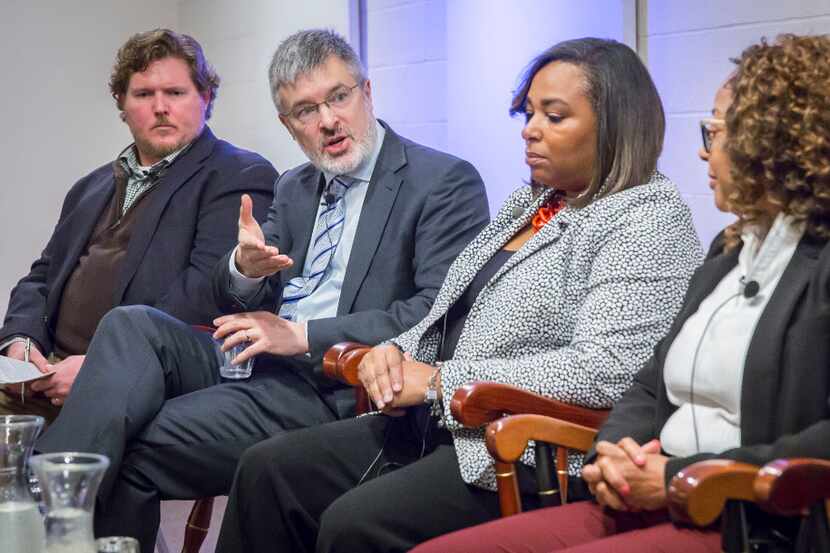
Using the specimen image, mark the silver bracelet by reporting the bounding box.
[424,362,443,419]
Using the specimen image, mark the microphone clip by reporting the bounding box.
[739,276,760,299]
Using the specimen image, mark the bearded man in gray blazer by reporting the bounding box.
[36,29,489,551]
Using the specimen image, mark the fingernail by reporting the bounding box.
[384,391,392,402]
[376,401,385,409]
[392,383,401,392]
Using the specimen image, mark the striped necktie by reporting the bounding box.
[279,176,352,321]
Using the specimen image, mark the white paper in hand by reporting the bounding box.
[0,356,54,384]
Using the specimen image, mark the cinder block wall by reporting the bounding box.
[365,0,449,152]
[177,0,354,174]
[647,0,830,246]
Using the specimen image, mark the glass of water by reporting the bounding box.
[96,536,139,552]
[219,341,254,380]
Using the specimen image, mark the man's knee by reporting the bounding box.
[98,305,159,335]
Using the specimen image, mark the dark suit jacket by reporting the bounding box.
[1,126,277,354]
[590,234,830,489]
[213,122,489,416]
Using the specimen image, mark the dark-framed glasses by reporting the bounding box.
[285,83,361,125]
[700,117,726,153]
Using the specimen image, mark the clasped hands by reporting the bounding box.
[357,344,438,415]
[581,437,669,512]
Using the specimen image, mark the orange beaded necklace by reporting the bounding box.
[531,192,566,233]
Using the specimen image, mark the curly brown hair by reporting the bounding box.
[723,34,830,250]
[109,29,220,119]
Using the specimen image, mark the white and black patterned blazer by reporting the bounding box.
[391,173,704,491]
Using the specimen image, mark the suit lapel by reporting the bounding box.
[337,132,403,315]
[741,237,821,443]
[46,174,115,317]
[113,127,216,303]
[417,186,542,328]
[675,246,740,323]
[486,205,569,286]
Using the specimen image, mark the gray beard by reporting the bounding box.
[306,118,378,175]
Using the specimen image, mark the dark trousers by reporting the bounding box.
[36,305,338,553]
[216,412,554,553]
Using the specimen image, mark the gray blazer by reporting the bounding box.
[392,173,704,490]
[213,122,490,417]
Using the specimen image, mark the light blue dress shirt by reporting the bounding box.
[228,122,386,329]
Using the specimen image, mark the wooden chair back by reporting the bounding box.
[450,381,608,516]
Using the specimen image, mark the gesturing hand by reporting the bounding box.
[213,311,308,363]
[235,194,293,278]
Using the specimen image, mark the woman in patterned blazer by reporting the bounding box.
[214,38,703,553]
[412,34,830,553]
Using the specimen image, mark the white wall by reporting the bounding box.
[0,1,177,317]
[646,0,830,246]
[176,0,354,173]
[446,0,627,213]
[365,0,449,151]
[366,0,630,215]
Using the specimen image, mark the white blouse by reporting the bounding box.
[660,214,804,457]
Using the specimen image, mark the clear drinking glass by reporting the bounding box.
[0,415,46,553]
[219,341,254,379]
[95,537,139,553]
[29,452,110,553]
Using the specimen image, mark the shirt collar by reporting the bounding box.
[322,120,386,186]
[739,212,805,284]
[117,142,190,178]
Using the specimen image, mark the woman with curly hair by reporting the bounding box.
[411,33,830,553]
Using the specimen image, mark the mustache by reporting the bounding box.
[319,126,353,147]
[153,116,174,127]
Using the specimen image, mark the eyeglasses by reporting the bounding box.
[283,83,362,125]
[700,117,726,153]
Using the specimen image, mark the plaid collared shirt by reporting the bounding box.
[116,144,188,215]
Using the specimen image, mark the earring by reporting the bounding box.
[119,112,127,122]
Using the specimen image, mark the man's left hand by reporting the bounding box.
[213,311,308,363]
[29,355,86,405]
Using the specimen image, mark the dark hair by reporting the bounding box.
[109,29,220,119]
[510,38,665,207]
[722,34,830,250]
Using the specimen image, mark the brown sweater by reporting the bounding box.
[53,163,160,357]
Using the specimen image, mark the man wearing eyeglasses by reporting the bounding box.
[37,29,489,550]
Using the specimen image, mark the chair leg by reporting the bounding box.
[181,497,214,553]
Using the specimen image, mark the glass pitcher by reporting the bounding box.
[0,414,46,553]
[29,452,109,553]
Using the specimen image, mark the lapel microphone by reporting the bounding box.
[739,276,760,298]
[324,179,336,207]
[688,274,760,452]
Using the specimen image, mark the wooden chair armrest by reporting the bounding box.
[485,413,598,463]
[322,342,371,386]
[754,458,830,517]
[450,381,609,429]
[667,460,760,526]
